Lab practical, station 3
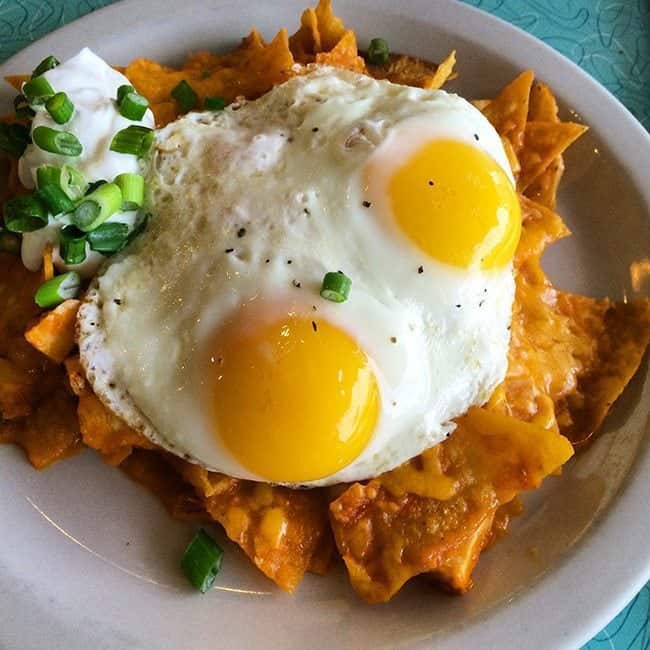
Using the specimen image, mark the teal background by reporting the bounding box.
[0,0,648,646]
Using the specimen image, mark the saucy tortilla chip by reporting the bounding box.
[481,70,534,153]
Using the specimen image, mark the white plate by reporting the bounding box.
[1,1,649,648]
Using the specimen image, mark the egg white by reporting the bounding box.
[78,66,516,487]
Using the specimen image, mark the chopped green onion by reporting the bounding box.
[71,182,122,232]
[31,56,60,79]
[320,271,352,303]
[32,126,82,156]
[0,122,31,157]
[37,165,88,202]
[181,529,223,593]
[59,225,87,265]
[114,173,144,210]
[37,165,62,189]
[110,125,153,158]
[22,76,55,105]
[14,94,28,110]
[172,80,198,112]
[204,96,226,111]
[87,222,130,253]
[0,230,21,255]
[3,195,48,233]
[119,91,149,121]
[117,84,135,104]
[367,38,390,65]
[61,165,88,201]
[46,92,74,124]
[36,184,75,215]
[85,179,107,195]
[34,271,80,308]
[14,106,35,120]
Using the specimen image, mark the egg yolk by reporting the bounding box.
[208,312,380,483]
[375,139,521,269]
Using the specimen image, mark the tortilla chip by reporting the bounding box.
[315,30,365,73]
[554,295,650,445]
[528,81,559,122]
[330,409,572,603]
[25,299,79,364]
[517,121,588,192]
[314,0,346,51]
[524,156,564,210]
[4,75,27,92]
[121,450,211,522]
[501,135,521,177]
[6,387,82,469]
[289,8,321,61]
[367,51,455,90]
[202,476,331,592]
[65,358,154,464]
[0,358,33,419]
[125,29,295,127]
[423,50,456,90]
[482,70,534,153]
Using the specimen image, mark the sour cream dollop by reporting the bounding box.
[18,48,154,277]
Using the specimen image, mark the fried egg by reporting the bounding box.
[78,66,520,487]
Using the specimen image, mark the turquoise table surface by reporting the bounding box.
[0,0,648,647]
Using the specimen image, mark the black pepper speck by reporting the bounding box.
[237,227,246,238]
[362,200,371,208]
[312,320,318,332]
[225,248,234,253]
[418,265,424,274]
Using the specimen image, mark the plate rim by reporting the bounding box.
[0,0,648,648]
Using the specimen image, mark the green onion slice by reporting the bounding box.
[367,38,390,65]
[3,195,48,233]
[59,225,87,265]
[36,184,75,215]
[0,122,31,158]
[84,179,107,195]
[172,80,198,112]
[87,222,130,254]
[46,92,74,124]
[204,96,226,111]
[31,56,60,79]
[62,165,88,200]
[320,271,352,303]
[14,106,35,120]
[37,164,88,201]
[22,76,55,105]
[32,126,82,156]
[117,84,135,104]
[114,173,144,210]
[181,529,224,593]
[71,182,122,232]
[0,230,21,255]
[14,94,28,110]
[34,271,80,308]
[119,92,149,121]
[109,125,153,158]
[37,165,62,189]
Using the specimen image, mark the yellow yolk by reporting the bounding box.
[208,311,380,483]
[373,139,521,269]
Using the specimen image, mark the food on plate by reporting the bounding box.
[1,0,648,602]
[79,66,521,487]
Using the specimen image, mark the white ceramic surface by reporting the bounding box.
[0,1,648,649]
